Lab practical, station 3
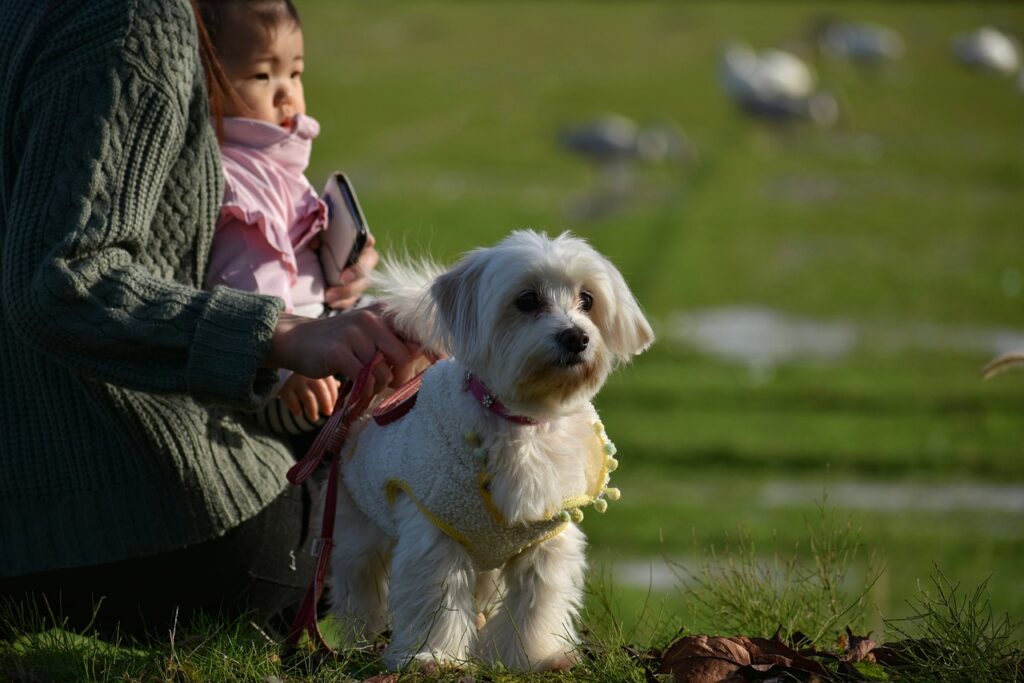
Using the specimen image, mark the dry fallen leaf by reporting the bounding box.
[840,626,878,664]
[659,634,831,682]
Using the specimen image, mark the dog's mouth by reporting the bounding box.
[558,353,587,368]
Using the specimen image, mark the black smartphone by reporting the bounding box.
[320,172,370,286]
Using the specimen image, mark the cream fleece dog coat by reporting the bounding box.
[341,360,619,570]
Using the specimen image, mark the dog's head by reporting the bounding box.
[430,230,653,416]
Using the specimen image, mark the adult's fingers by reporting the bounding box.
[363,318,420,386]
[372,362,394,391]
[295,308,425,392]
[328,346,366,384]
[327,377,340,412]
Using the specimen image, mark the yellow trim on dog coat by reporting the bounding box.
[342,361,618,570]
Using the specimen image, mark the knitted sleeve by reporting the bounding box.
[0,7,282,409]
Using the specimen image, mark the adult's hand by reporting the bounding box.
[324,236,379,311]
[264,307,421,394]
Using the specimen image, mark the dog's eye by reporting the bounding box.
[515,291,542,312]
[579,290,594,312]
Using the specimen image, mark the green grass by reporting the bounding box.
[7,0,1024,678]
[3,518,1017,681]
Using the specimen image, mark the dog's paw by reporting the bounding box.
[477,639,580,672]
[536,650,581,672]
[385,650,464,673]
[411,655,443,676]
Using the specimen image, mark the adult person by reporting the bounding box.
[0,0,419,639]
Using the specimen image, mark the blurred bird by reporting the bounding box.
[953,26,1021,75]
[819,21,905,65]
[719,41,839,126]
[558,113,696,218]
[559,114,695,185]
[559,113,641,164]
[720,41,815,101]
[559,113,695,166]
[558,113,645,203]
[736,91,840,127]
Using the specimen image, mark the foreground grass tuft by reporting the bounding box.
[0,600,149,682]
[681,498,881,644]
[879,568,1023,683]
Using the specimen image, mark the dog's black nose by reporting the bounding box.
[557,326,590,354]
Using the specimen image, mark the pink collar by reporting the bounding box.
[464,372,538,425]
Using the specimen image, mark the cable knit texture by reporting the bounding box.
[0,0,293,576]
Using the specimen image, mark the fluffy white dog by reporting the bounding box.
[329,230,653,671]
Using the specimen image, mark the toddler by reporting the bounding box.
[200,0,371,435]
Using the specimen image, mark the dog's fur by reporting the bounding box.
[329,230,653,671]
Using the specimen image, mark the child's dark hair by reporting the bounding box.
[197,0,301,57]
[188,0,301,140]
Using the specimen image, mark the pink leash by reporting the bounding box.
[283,352,383,652]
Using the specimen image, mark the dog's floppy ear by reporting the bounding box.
[430,253,484,358]
[600,257,654,361]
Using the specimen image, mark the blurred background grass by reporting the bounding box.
[301,1,1023,635]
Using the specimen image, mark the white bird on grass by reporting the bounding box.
[721,41,815,102]
[559,113,642,164]
[820,21,905,65]
[558,114,696,219]
[559,114,695,166]
[719,41,839,126]
[953,26,1021,75]
[558,113,647,203]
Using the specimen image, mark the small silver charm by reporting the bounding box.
[482,394,494,408]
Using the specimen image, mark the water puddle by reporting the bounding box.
[761,480,1024,514]
[669,306,857,373]
[667,306,1024,374]
[610,477,1024,590]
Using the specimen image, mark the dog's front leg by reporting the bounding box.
[473,568,503,629]
[477,523,587,671]
[383,497,477,671]
[329,485,391,644]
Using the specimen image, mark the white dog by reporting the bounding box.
[329,230,653,671]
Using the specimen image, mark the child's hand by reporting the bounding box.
[279,373,341,422]
[325,235,378,311]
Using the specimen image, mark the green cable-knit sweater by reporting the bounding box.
[0,0,295,576]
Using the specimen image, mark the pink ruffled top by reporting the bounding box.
[204,114,328,318]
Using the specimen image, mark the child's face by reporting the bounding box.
[223,20,306,127]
